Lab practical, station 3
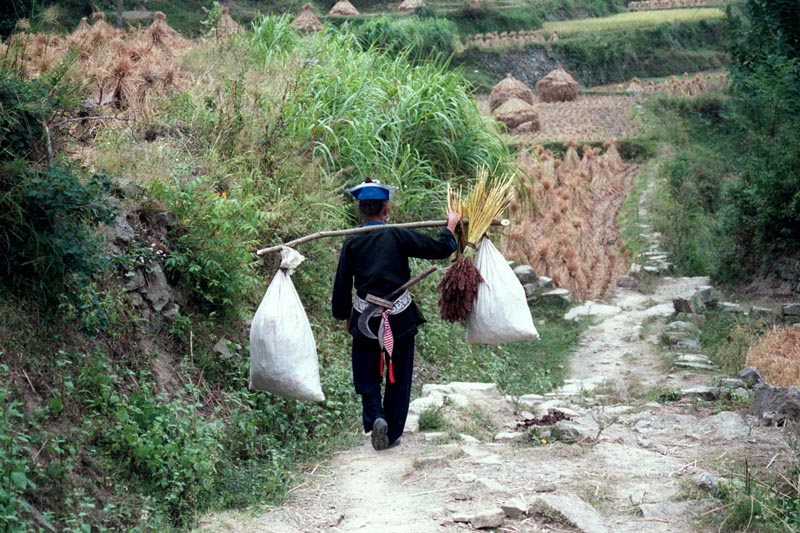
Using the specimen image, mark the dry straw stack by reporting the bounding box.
[145,12,185,56]
[293,4,324,33]
[493,98,540,133]
[504,140,632,300]
[398,0,425,12]
[328,0,360,16]
[536,66,579,103]
[216,7,243,40]
[488,73,534,112]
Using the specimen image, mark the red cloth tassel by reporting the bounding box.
[379,351,385,378]
[388,358,395,384]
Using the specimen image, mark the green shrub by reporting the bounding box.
[0,382,35,530]
[148,176,261,313]
[0,68,117,325]
[98,384,223,525]
[550,19,730,85]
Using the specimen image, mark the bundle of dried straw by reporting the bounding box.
[438,169,515,322]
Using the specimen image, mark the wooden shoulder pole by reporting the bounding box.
[256,218,510,256]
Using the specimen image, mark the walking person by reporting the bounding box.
[332,178,461,450]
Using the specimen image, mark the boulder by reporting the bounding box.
[500,497,528,519]
[693,285,719,310]
[750,306,778,322]
[523,283,537,298]
[541,288,572,304]
[467,508,506,529]
[748,383,800,421]
[695,471,718,491]
[536,276,555,289]
[513,264,537,284]
[782,303,800,317]
[737,366,765,388]
[673,297,694,314]
[141,264,172,312]
[720,302,745,314]
[530,494,608,533]
[681,386,720,401]
[617,275,637,289]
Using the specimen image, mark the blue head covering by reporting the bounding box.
[347,178,396,201]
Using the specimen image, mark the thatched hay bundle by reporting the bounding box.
[293,4,324,32]
[558,140,580,177]
[579,145,599,179]
[514,120,540,134]
[627,77,643,96]
[493,97,539,130]
[145,12,183,55]
[603,139,625,172]
[216,7,243,39]
[87,11,121,47]
[488,73,534,112]
[398,0,425,11]
[536,66,579,103]
[68,17,90,44]
[328,0,360,16]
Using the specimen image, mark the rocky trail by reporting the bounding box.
[198,274,792,533]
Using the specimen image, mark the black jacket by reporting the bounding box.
[332,225,456,339]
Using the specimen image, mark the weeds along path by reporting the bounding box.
[196,273,791,533]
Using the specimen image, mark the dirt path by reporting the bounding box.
[197,275,791,533]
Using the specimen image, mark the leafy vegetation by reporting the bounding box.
[642,0,800,285]
[550,19,730,86]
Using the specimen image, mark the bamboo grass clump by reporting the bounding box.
[438,169,515,322]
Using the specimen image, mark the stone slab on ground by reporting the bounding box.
[564,301,622,321]
[530,493,608,533]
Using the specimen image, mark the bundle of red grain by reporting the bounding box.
[438,169,515,322]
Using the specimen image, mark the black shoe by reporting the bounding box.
[371,418,388,451]
[387,437,401,449]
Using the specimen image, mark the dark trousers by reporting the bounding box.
[351,333,415,444]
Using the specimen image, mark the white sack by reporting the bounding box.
[249,247,325,402]
[465,237,539,345]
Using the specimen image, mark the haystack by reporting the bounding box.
[145,12,183,55]
[494,98,539,130]
[68,17,90,44]
[514,120,540,134]
[328,0,360,16]
[293,4,324,32]
[488,73,534,112]
[536,66,579,103]
[87,11,120,46]
[398,0,425,11]
[216,7,242,39]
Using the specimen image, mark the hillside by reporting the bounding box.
[2,0,800,531]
